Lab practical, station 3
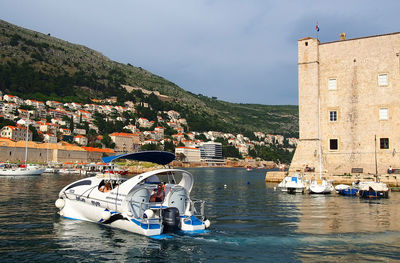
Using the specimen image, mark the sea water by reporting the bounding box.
[0,168,399,262]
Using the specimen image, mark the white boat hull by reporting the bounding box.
[309,179,334,194]
[60,198,163,236]
[278,173,307,193]
[0,167,45,176]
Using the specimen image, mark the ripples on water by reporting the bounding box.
[0,168,399,262]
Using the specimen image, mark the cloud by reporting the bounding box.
[1,0,399,105]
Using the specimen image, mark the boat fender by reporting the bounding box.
[204,219,211,228]
[143,209,154,219]
[101,210,111,221]
[55,198,65,209]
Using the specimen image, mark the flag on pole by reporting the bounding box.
[316,22,320,32]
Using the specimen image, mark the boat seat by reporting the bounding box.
[129,188,152,218]
[166,186,188,215]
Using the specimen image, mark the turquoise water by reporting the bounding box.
[0,168,399,262]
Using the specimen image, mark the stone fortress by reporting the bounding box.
[290,31,400,177]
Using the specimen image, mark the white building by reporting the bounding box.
[175,146,201,162]
[0,125,32,141]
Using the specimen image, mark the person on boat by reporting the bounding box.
[104,181,112,192]
[99,181,112,192]
[388,166,393,174]
[149,189,157,202]
[155,184,165,202]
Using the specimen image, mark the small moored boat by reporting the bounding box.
[277,172,308,194]
[55,151,210,237]
[335,184,358,196]
[0,163,45,176]
[309,178,334,194]
[354,181,389,198]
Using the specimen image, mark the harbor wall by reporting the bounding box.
[0,146,103,163]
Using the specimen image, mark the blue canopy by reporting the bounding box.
[102,151,175,165]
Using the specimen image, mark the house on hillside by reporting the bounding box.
[74,135,88,146]
[1,125,32,141]
[109,132,141,153]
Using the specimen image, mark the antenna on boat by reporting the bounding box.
[374,134,378,182]
[318,97,322,180]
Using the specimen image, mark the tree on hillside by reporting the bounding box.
[223,145,241,159]
[140,143,160,151]
[0,117,16,129]
[29,125,42,142]
[101,134,115,149]
[177,153,186,161]
[163,140,175,153]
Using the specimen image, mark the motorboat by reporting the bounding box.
[59,168,81,175]
[0,163,45,176]
[43,163,61,174]
[43,167,60,174]
[353,180,389,198]
[55,151,210,237]
[309,178,334,194]
[335,184,358,196]
[277,172,308,194]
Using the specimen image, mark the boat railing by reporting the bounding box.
[129,199,163,225]
[190,199,206,221]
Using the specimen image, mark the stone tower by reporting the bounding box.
[290,32,400,176]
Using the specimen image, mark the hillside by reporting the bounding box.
[0,19,298,136]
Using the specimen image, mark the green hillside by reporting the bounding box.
[0,19,298,136]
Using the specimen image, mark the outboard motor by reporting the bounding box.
[162,207,180,232]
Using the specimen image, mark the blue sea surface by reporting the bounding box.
[0,168,399,262]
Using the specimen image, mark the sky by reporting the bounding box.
[1,0,399,105]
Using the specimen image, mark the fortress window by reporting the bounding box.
[378,74,388,86]
[379,108,388,120]
[305,42,308,46]
[329,139,338,150]
[380,138,389,149]
[328,78,337,90]
[329,111,337,122]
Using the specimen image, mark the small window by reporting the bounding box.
[378,74,388,86]
[66,180,92,191]
[328,78,337,90]
[305,42,308,46]
[380,138,389,149]
[379,108,388,120]
[330,139,338,150]
[329,111,337,122]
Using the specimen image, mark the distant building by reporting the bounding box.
[175,146,201,162]
[290,32,400,175]
[44,133,57,143]
[74,135,88,146]
[109,132,141,153]
[0,125,32,141]
[199,141,223,162]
